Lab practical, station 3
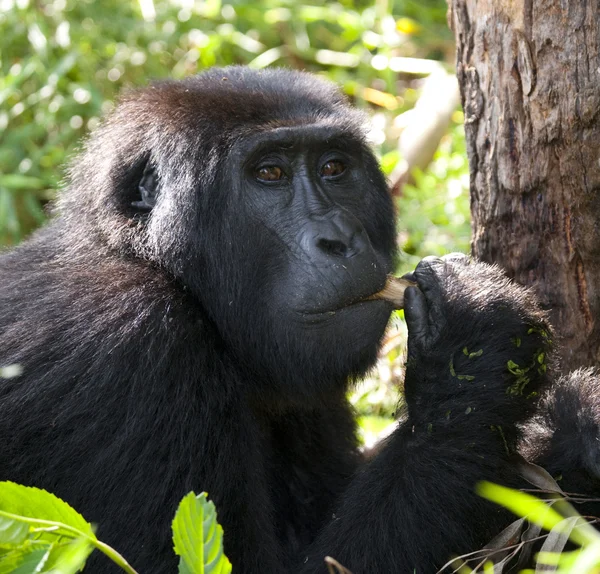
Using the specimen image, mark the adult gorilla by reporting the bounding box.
[0,67,595,573]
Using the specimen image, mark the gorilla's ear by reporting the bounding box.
[131,161,159,211]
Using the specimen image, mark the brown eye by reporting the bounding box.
[256,166,284,182]
[320,160,346,178]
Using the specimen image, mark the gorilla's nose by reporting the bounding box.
[316,236,356,258]
[311,213,369,260]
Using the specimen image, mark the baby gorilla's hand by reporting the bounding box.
[402,254,552,433]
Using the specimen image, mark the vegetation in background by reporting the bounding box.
[0,0,460,244]
[463,482,600,573]
[393,118,470,274]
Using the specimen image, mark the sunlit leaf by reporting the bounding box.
[172,492,232,574]
[0,482,94,540]
[0,545,51,574]
[478,482,598,548]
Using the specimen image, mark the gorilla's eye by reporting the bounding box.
[256,166,285,182]
[320,160,346,178]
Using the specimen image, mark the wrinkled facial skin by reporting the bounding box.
[186,124,397,397]
[240,126,394,311]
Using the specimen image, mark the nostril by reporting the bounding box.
[317,238,350,258]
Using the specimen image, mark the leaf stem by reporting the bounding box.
[0,510,139,574]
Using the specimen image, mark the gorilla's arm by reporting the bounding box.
[300,257,552,573]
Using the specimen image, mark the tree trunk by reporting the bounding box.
[448,0,600,372]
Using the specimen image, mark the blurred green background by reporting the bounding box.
[0,0,471,440]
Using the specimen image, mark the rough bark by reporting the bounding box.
[448,0,600,371]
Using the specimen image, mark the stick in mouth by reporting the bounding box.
[366,276,416,310]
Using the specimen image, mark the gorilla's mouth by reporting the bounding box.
[300,276,414,318]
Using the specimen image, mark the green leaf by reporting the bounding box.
[478,482,599,548]
[0,482,137,574]
[478,482,564,532]
[0,482,94,541]
[172,492,232,574]
[0,544,51,574]
[0,482,95,573]
[43,537,93,574]
[0,515,29,545]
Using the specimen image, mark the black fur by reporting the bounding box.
[0,67,597,573]
[520,369,600,502]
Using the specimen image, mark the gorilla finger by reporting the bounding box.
[413,256,446,296]
[411,257,454,330]
[404,286,430,349]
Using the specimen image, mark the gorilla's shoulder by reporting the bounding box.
[0,223,205,336]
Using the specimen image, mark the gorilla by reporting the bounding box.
[0,66,598,573]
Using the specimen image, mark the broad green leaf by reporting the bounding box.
[0,482,135,574]
[0,483,97,572]
[0,515,29,545]
[172,492,232,574]
[0,482,94,541]
[0,544,51,574]
[43,538,93,574]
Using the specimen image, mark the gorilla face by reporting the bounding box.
[205,123,396,395]
[64,67,396,398]
[237,125,392,314]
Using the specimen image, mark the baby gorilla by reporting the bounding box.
[0,67,597,573]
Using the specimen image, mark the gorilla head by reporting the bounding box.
[62,67,396,400]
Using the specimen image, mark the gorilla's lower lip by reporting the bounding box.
[297,287,393,317]
[297,297,388,318]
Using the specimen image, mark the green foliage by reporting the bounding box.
[0,0,454,245]
[356,415,395,447]
[0,481,96,573]
[395,119,471,275]
[478,482,567,537]
[172,492,232,574]
[477,482,600,574]
[0,482,232,574]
